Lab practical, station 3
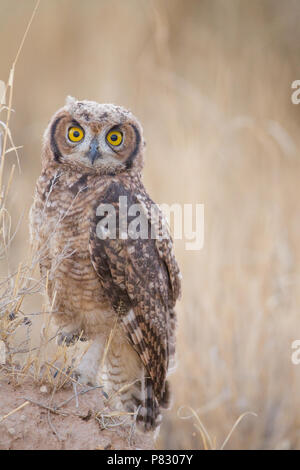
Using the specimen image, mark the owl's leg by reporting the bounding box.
[73,335,105,386]
[106,341,162,433]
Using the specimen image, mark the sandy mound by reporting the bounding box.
[0,375,153,450]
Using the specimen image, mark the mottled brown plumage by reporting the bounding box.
[30,97,181,432]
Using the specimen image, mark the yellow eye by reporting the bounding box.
[68,126,84,142]
[106,130,123,146]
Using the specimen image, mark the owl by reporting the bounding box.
[29,96,181,432]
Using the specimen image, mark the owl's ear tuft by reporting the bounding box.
[65,95,77,108]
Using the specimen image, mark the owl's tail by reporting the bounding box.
[136,376,162,432]
[116,373,168,432]
[134,375,174,432]
[106,342,170,433]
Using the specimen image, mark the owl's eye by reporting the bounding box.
[68,126,84,142]
[106,130,123,146]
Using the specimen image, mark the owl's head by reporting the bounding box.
[43,96,145,175]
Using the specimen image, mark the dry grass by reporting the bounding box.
[1,0,300,449]
[0,1,139,443]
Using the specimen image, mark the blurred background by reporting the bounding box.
[1,0,300,449]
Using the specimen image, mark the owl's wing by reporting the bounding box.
[89,182,181,400]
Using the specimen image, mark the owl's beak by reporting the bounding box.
[87,138,101,164]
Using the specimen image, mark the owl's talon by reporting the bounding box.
[72,369,97,387]
[57,330,87,346]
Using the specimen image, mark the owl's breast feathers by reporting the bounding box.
[89,179,181,402]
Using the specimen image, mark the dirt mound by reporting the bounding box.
[0,375,153,450]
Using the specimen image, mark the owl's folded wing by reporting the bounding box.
[88,182,181,400]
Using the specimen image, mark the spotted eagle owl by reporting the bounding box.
[29,96,181,432]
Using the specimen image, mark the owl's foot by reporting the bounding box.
[72,365,97,387]
[51,365,95,389]
[57,329,87,346]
